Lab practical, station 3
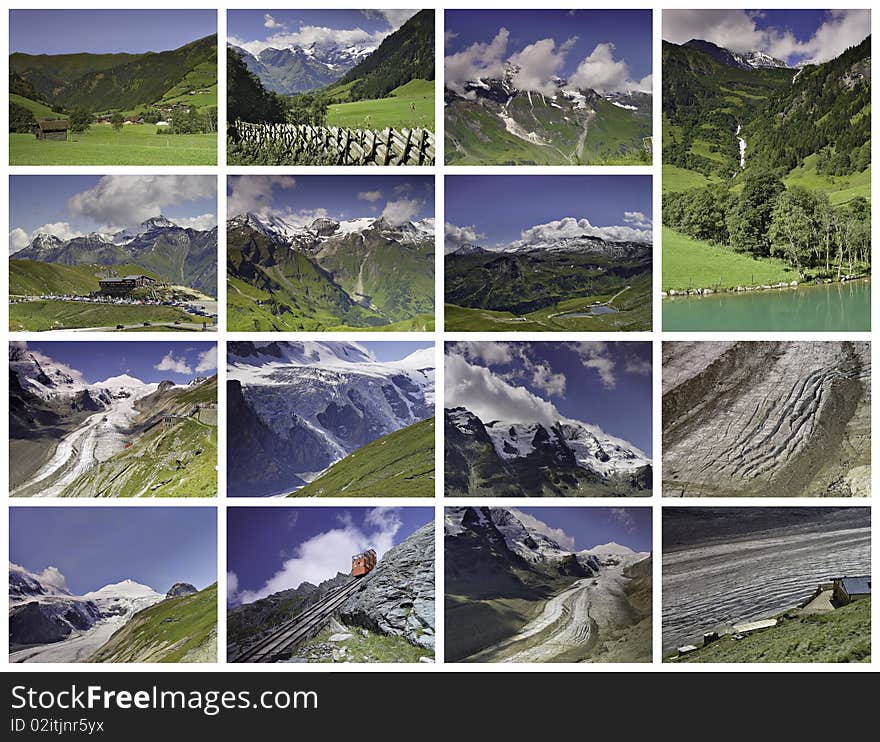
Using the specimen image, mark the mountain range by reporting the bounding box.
[663,35,870,181]
[444,231,652,331]
[445,407,651,497]
[10,34,217,113]
[13,216,218,296]
[226,341,435,497]
[228,42,372,95]
[227,212,434,331]
[9,345,218,498]
[445,61,652,165]
[445,507,652,662]
[9,563,216,663]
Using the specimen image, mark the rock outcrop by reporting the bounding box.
[166,583,197,599]
[341,522,435,650]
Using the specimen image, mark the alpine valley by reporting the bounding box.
[227,211,435,331]
[445,507,652,662]
[9,215,218,332]
[444,228,652,332]
[661,12,871,332]
[10,563,217,663]
[226,341,435,497]
[9,344,218,498]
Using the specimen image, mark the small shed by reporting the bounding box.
[834,576,871,605]
[35,119,69,141]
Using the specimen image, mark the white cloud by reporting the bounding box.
[444,221,484,253]
[662,9,870,65]
[530,362,566,397]
[508,36,577,96]
[445,29,459,46]
[263,14,283,30]
[195,347,218,373]
[569,42,650,94]
[227,175,296,217]
[514,216,652,246]
[381,198,422,226]
[68,175,217,231]
[624,352,652,377]
[445,352,562,428]
[278,207,329,227]
[509,510,575,550]
[445,28,510,97]
[172,213,217,231]
[624,211,652,229]
[358,190,383,203]
[155,352,192,375]
[9,228,30,254]
[564,342,617,389]
[229,508,403,606]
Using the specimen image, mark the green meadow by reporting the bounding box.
[9,123,216,165]
[326,79,434,131]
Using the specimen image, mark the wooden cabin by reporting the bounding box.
[35,119,69,141]
[833,576,871,606]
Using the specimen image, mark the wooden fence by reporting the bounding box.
[230,120,435,166]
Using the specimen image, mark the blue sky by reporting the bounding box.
[227,175,434,224]
[662,9,870,65]
[228,9,416,55]
[445,10,652,95]
[9,175,217,255]
[21,341,218,385]
[361,341,433,363]
[492,507,652,552]
[446,342,652,455]
[445,175,652,250]
[227,507,433,606]
[10,10,216,54]
[10,507,217,595]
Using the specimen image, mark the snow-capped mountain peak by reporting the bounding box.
[82,580,161,601]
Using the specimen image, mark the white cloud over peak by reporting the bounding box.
[509,510,576,551]
[227,175,296,217]
[195,347,218,373]
[172,213,218,231]
[9,228,30,254]
[357,190,384,203]
[623,211,652,229]
[445,28,510,97]
[263,14,284,30]
[515,216,652,246]
[10,221,85,254]
[68,175,216,232]
[381,198,422,226]
[229,508,403,606]
[444,221,484,252]
[509,36,577,96]
[155,352,192,375]
[663,9,870,65]
[569,42,651,94]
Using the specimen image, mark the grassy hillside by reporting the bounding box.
[10,124,216,166]
[9,260,103,295]
[8,300,206,332]
[297,625,433,663]
[661,227,797,291]
[89,584,218,663]
[668,598,870,663]
[10,93,55,119]
[60,415,217,498]
[326,79,433,130]
[325,10,434,103]
[11,35,217,113]
[293,418,434,498]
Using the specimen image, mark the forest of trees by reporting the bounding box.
[664,171,871,278]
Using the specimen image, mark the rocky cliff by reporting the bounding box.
[341,522,435,650]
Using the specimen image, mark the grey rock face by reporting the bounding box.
[341,522,435,650]
[166,583,198,599]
